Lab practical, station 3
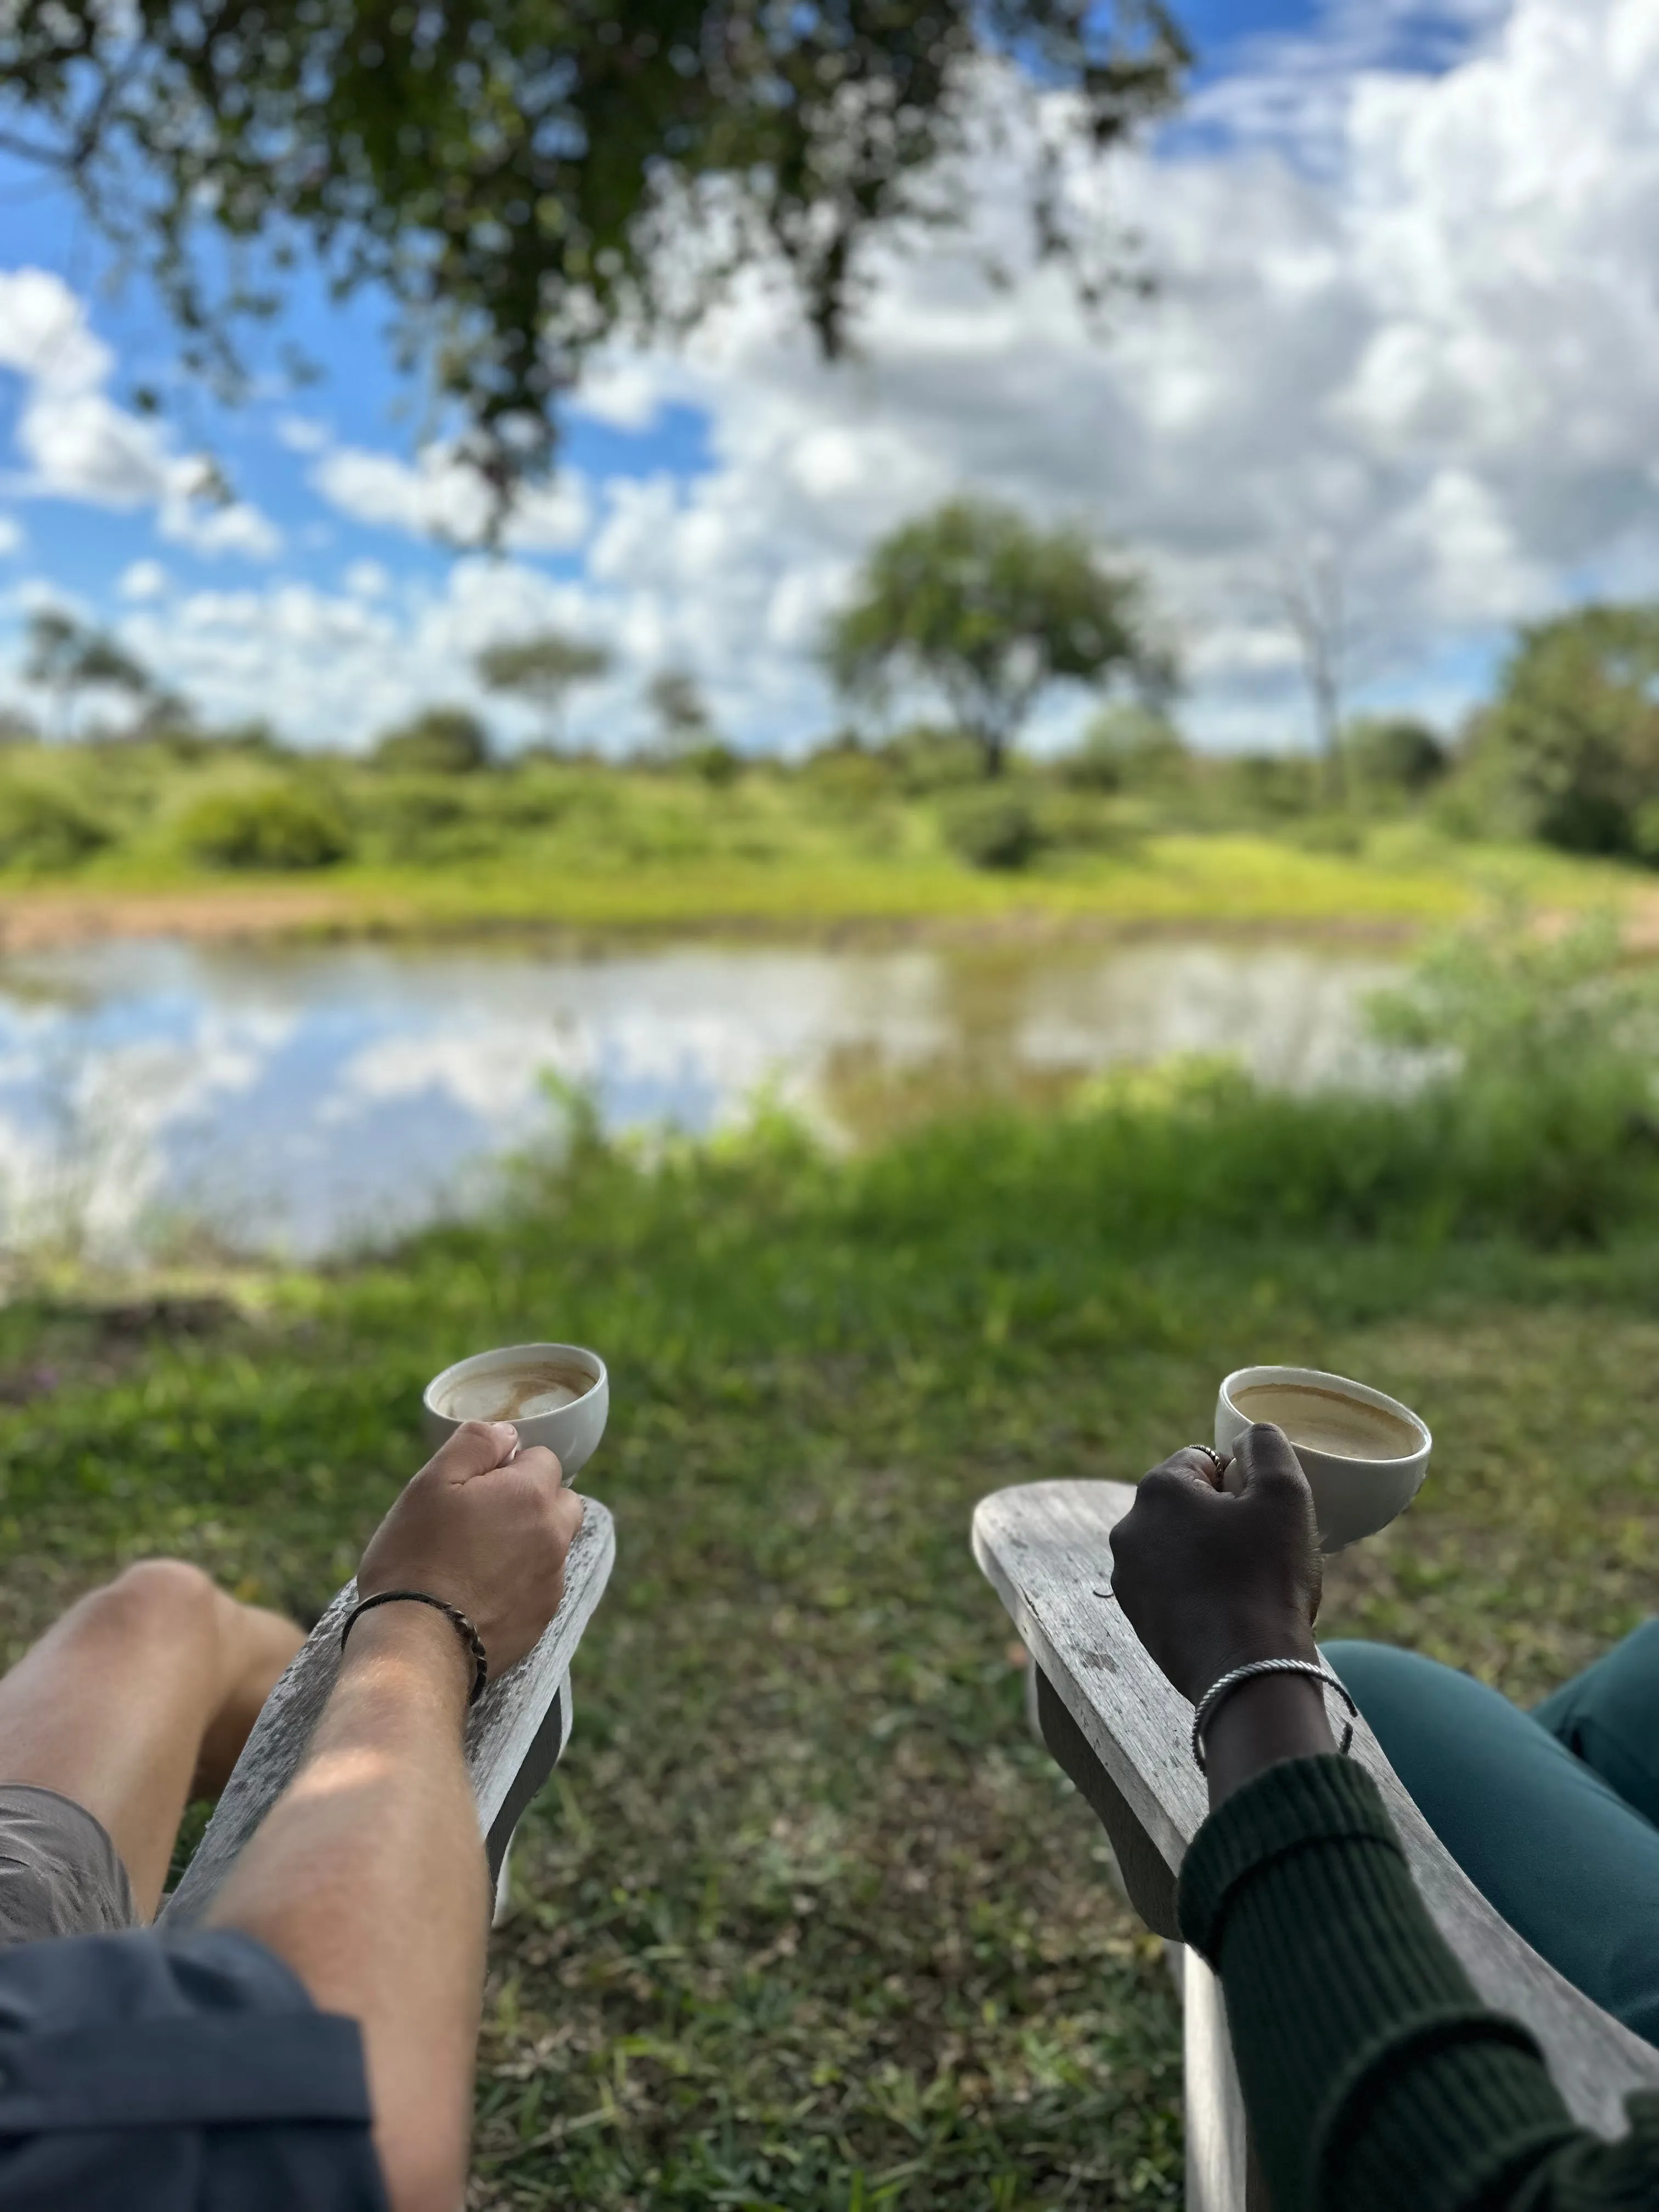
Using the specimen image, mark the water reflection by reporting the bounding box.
[0,933,1401,1261]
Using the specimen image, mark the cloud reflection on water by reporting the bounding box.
[0,935,1403,1263]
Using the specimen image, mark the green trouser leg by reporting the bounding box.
[1325,1624,1659,2047]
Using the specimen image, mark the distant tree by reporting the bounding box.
[647,669,713,752]
[1273,543,1351,804]
[0,7,1186,511]
[1473,605,1659,856]
[825,500,1166,777]
[373,707,492,776]
[22,611,151,739]
[1346,715,1448,799]
[477,633,611,753]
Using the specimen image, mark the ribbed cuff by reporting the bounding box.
[1317,2022,1575,2212]
[1178,1754,1400,1965]
[1173,1755,1587,2212]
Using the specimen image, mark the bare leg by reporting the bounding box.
[0,1561,304,1919]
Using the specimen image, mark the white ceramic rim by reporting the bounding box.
[422,1341,608,1421]
[1220,1363,1430,1464]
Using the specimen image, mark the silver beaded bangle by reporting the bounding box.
[1190,1657,1358,1774]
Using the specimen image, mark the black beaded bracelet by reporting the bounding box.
[340,1589,489,1706]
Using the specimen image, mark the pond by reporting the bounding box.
[0,932,1403,1262]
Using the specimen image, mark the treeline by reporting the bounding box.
[4,506,1658,880]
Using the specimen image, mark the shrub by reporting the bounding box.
[0,780,111,872]
[1367,915,1659,1244]
[1346,716,1448,797]
[1063,703,1189,793]
[1290,812,1365,855]
[1225,753,1320,822]
[679,740,742,787]
[800,744,894,810]
[177,783,353,870]
[1471,605,1659,856]
[940,786,1047,870]
[888,724,985,794]
[371,707,490,775]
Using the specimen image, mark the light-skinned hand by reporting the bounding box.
[357,1420,583,1678]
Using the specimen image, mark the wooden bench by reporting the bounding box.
[161,1496,616,1931]
[972,1479,1659,2211]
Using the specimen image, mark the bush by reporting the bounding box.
[889,724,985,794]
[0,780,111,872]
[1346,716,1448,797]
[679,740,742,787]
[353,777,497,862]
[1225,753,1320,822]
[1063,703,1189,793]
[940,786,1047,870]
[800,744,894,810]
[371,708,490,775]
[177,783,353,871]
[1471,605,1659,856]
[1367,915,1659,1244]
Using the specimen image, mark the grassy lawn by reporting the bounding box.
[3,1042,1659,2209]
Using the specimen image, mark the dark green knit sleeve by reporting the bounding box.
[1176,1756,1659,2212]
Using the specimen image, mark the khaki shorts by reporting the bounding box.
[0,1784,138,1945]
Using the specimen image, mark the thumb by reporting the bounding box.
[430,1419,521,1482]
[1230,1421,1312,1502]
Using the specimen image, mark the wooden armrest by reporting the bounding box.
[973,1479,1659,2137]
[161,1496,616,1929]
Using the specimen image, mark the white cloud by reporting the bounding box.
[0,516,21,558]
[311,440,590,551]
[9,0,1659,755]
[117,560,169,601]
[0,269,281,558]
[512,0,1659,752]
[275,414,331,454]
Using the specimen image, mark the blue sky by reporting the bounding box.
[1,0,1654,757]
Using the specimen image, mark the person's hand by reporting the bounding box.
[357,1421,584,1678]
[1108,1423,1322,1707]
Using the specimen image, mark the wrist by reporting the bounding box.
[1186,1617,1318,1706]
[341,1599,473,1719]
[1203,1672,1336,1808]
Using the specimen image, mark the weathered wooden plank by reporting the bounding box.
[162,1497,616,1929]
[973,1479,1659,2138]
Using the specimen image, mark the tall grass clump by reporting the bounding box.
[836,918,1659,1262]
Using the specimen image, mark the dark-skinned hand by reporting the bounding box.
[1109,1421,1323,1708]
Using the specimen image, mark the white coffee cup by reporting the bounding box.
[422,1341,609,1479]
[1215,1364,1430,1553]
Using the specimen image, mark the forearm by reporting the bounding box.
[1180,1755,1612,2212]
[205,1606,489,2212]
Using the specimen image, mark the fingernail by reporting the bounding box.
[492,1421,519,1451]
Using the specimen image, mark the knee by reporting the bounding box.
[84,1559,224,1653]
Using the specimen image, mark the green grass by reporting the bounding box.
[0,735,1645,935]
[4,1052,1659,2207]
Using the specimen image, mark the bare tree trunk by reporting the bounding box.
[1277,546,1348,805]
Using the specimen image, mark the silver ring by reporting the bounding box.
[1190,1443,1225,1475]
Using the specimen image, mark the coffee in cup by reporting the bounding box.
[1215,1364,1430,1552]
[422,1341,609,1480]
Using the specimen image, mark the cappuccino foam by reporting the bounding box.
[438,1365,586,1424]
[1232,1381,1418,1461]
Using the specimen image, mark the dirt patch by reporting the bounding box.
[0,887,394,951]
